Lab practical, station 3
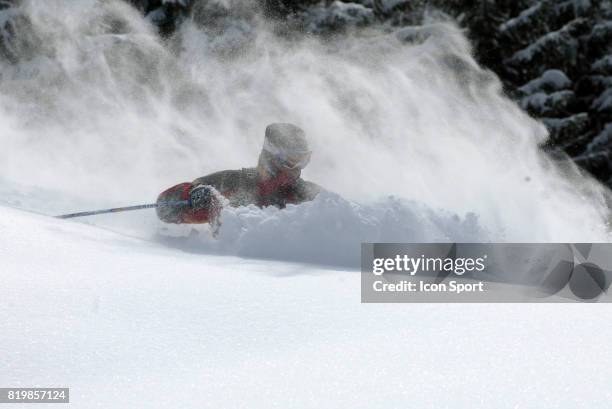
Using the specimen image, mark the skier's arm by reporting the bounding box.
[156,182,221,224]
[156,170,239,224]
[192,170,241,193]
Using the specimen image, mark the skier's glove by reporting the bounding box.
[189,185,215,210]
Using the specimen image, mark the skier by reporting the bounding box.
[156,123,321,225]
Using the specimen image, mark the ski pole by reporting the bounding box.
[56,200,190,219]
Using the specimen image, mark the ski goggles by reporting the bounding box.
[273,151,312,170]
[264,140,312,170]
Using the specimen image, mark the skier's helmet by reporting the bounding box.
[259,123,312,173]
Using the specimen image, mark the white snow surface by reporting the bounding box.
[500,1,543,34]
[592,54,612,73]
[156,191,486,267]
[588,122,612,152]
[592,87,612,113]
[2,205,612,409]
[519,69,572,95]
[302,1,374,33]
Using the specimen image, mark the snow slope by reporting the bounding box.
[1,205,612,409]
